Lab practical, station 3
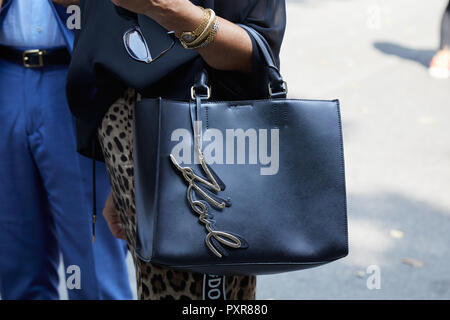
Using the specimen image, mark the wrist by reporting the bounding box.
[146,0,204,38]
[144,0,186,19]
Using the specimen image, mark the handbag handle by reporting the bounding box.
[192,24,288,99]
[238,24,287,98]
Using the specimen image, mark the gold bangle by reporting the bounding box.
[180,9,216,49]
[185,17,219,50]
[179,6,209,43]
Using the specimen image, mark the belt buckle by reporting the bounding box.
[23,49,46,68]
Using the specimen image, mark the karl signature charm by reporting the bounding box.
[170,152,244,258]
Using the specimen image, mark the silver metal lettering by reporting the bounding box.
[170,151,241,258]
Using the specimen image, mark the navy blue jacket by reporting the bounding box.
[66,0,286,160]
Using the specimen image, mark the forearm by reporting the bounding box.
[114,0,253,74]
[197,16,253,74]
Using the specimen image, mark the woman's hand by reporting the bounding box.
[103,192,126,240]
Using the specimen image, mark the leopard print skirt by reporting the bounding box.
[97,88,257,300]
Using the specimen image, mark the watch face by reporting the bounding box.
[182,33,196,42]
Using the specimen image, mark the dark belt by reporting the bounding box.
[0,45,71,68]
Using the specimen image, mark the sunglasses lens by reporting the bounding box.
[124,28,152,62]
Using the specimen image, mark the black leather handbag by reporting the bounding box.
[133,25,348,275]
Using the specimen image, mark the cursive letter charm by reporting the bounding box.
[170,152,243,258]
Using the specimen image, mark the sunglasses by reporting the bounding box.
[116,6,177,64]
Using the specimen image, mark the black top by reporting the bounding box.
[66,0,286,160]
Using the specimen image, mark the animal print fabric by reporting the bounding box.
[97,88,257,300]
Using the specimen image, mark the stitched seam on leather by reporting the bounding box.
[153,98,338,105]
[335,99,349,254]
[160,260,337,269]
[150,98,163,260]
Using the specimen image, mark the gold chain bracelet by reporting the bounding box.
[184,17,219,50]
[179,8,219,50]
[179,7,209,43]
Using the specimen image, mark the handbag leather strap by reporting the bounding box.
[192,24,287,99]
[187,23,290,205]
[237,24,287,98]
[189,24,289,192]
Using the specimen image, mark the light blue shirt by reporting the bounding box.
[0,0,66,48]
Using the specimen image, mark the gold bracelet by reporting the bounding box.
[179,6,209,43]
[180,9,216,49]
[185,17,219,50]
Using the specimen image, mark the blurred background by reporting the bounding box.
[257,0,450,299]
[59,0,450,299]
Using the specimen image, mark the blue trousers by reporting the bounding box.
[0,58,132,300]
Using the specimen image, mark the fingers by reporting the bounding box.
[103,193,127,240]
[105,210,127,240]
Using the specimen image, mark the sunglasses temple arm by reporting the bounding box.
[146,32,177,64]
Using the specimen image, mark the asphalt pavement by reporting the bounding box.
[256,0,450,299]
